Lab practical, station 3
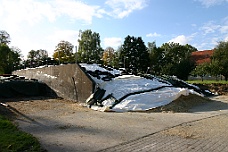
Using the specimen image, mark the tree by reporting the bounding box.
[27,49,49,67]
[10,47,22,71]
[209,60,221,80]
[159,42,197,80]
[27,50,37,60]
[53,40,75,64]
[36,49,48,61]
[120,35,149,74]
[0,44,21,74]
[148,41,164,75]
[0,30,11,45]
[191,62,210,81]
[211,41,228,81]
[78,29,103,63]
[102,47,115,66]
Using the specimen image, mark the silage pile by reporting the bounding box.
[80,63,212,112]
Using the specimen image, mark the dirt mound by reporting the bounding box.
[206,84,228,95]
[194,83,228,95]
[149,94,211,113]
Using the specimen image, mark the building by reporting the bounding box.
[191,50,214,65]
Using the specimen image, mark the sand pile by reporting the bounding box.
[149,94,211,113]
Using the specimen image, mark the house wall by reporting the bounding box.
[13,64,95,102]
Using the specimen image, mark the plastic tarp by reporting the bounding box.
[80,64,199,112]
[101,87,189,112]
[0,80,55,98]
[99,75,170,100]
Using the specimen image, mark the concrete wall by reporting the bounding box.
[13,64,95,102]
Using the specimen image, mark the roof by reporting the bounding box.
[191,50,214,65]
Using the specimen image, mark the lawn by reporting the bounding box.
[187,80,228,84]
[0,115,44,152]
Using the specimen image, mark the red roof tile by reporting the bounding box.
[191,50,214,65]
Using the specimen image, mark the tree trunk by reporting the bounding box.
[201,76,204,82]
[225,75,228,81]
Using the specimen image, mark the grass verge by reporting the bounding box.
[0,115,44,152]
[187,80,228,84]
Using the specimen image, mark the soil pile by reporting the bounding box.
[149,94,211,113]
[195,83,228,95]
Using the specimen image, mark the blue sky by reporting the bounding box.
[0,0,228,58]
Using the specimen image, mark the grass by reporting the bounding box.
[187,80,228,84]
[0,115,44,152]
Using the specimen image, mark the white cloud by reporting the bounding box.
[0,0,56,27]
[105,0,148,18]
[54,0,102,24]
[194,42,209,50]
[196,0,228,7]
[47,29,79,43]
[220,26,228,33]
[0,0,102,27]
[168,35,191,45]
[0,0,104,56]
[103,37,122,49]
[46,29,79,53]
[201,21,221,35]
[146,32,161,38]
[225,35,228,41]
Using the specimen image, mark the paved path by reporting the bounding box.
[8,95,228,152]
[99,113,228,152]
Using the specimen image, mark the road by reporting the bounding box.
[4,95,228,152]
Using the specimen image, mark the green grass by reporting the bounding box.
[187,80,228,84]
[0,115,43,152]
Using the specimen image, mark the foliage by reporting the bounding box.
[191,62,210,81]
[211,41,228,81]
[0,44,21,74]
[187,80,228,84]
[157,42,197,80]
[0,30,10,45]
[78,29,103,63]
[0,115,42,152]
[53,40,75,64]
[148,42,164,75]
[102,47,115,66]
[27,49,49,67]
[209,60,221,77]
[120,35,149,74]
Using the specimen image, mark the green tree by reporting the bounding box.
[36,49,48,60]
[53,40,75,64]
[0,44,21,74]
[191,63,210,81]
[78,29,103,63]
[120,35,149,74]
[27,50,36,60]
[27,49,49,67]
[0,30,11,45]
[159,42,196,80]
[211,41,228,81]
[10,46,22,71]
[148,41,164,75]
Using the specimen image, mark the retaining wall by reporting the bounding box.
[13,64,95,102]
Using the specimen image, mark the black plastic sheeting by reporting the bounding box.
[0,80,57,98]
[155,75,214,96]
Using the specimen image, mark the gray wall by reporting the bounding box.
[13,64,95,102]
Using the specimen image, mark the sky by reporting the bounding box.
[0,0,228,58]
